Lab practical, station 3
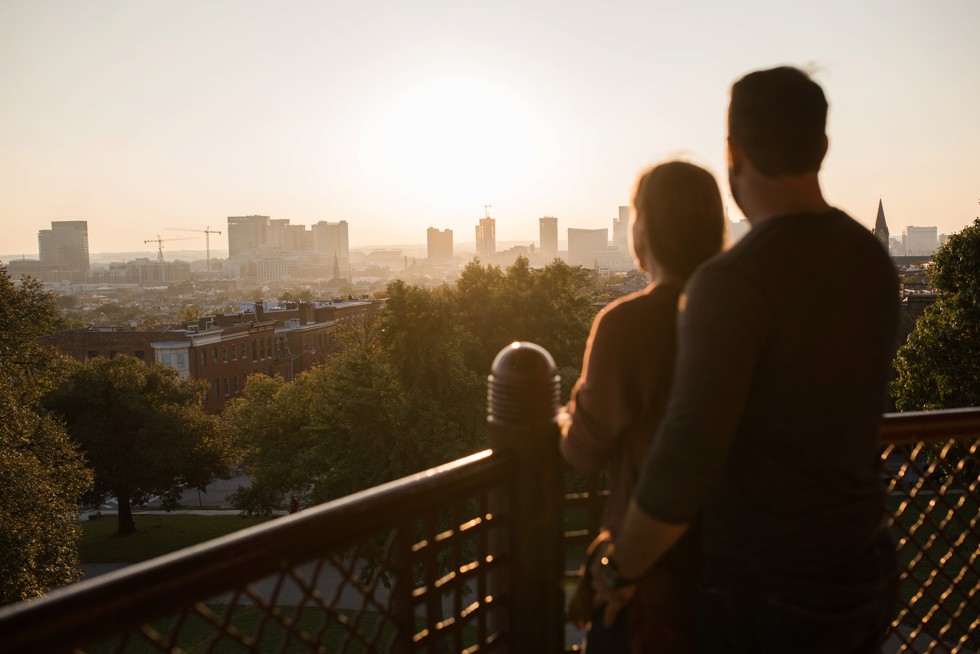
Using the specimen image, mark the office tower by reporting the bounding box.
[567,228,609,268]
[904,226,938,256]
[38,220,89,274]
[539,216,558,258]
[872,200,889,251]
[312,220,350,277]
[227,215,271,258]
[476,217,496,259]
[268,220,312,253]
[613,206,630,255]
[427,227,453,262]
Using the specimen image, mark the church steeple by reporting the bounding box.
[872,199,889,250]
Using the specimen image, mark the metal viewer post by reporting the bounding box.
[487,341,563,653]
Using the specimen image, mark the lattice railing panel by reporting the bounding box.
[561,436,980,654]
[881,438,979,654]
[77,493,509,654]
[80,525,410,653]
[0,452,511,654]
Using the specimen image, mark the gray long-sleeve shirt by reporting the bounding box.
[634,209,900,571]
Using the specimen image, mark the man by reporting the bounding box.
[593,66,901,653]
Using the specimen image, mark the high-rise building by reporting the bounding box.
[904,226,938,256]
[476,217,496,259]
[539,216,558,259]
[613,206,630,254]
[872,200,889,251]
[227,215,271,258]
[567,228,609,268]
[427,227,453,262]
[312,220,350,278]
[38,220,89,275]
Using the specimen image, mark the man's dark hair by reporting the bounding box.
[729,66,828,177]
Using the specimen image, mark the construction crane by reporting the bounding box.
[167,226,222,273]
[144,235,197,262]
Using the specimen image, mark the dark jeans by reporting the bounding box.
[585,605,630,654]
[697,530,899,654]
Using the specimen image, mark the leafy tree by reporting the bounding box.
[0,267,92,604]
[892,218,980,486]
[893,218,980,410]
[227,320,410,513]
[379,281,486,463]
[45,356,231,535]
[224,372,326,514]
[227,259,596,514]
[455,256,594,377]
[178,303,204,322]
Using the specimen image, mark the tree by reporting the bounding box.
[379,281,486,464]
[45,356,231,535]
[892,219,980,485]
[224,371,328,514]
[0,267,92,604]
[893,218,980,410]
[226,319,411,513]
[455,257,594,381]
[227,261,596,514]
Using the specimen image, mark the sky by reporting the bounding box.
[1,0,978,256]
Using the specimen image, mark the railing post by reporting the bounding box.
[487,342,563,653]
[390,519,415,654]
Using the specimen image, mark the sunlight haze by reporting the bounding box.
[1,0,978,255]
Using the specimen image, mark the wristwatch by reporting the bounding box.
[596,552,638,589]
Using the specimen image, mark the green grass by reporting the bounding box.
[80,514,272,563]
[86,606,399,654]
[889,494,979,648]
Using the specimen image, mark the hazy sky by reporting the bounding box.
[2,0,978,255]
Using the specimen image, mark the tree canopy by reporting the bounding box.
[45,356,231,535]
[0,267,92,604]
[892,218,980,410]
[226,257,596,514]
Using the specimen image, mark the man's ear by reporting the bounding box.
[727,137,743,175]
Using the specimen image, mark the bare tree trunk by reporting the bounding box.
[116,492,136,535]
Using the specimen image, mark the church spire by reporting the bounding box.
[872,199,889,250]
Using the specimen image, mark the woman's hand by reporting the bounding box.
[589,540,638,627]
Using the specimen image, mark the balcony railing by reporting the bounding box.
[0,343,977,654]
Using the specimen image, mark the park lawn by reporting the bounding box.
[87,606,476,654]
[79,514,273,563]
[889,493,979,649]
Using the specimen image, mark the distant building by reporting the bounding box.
[476,217,496,259]
[613,206,630,255]
[567,228,609,268]
[97,258,191,284]
[38,220,89,277]
[568,227,633,273]
[539,216,558,259]
[40,300,378,414]
[904,226,938,256]
[312,220,350,278]
[427,227,453,262]
[872,199,889,251]
[227,215,271,258]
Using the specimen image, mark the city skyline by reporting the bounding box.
[2,1,978,255]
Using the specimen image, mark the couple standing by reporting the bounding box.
[560,66,900,654]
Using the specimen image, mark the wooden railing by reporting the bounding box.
[0,343,977,653]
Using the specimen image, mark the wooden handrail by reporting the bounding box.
[880,407,980,445]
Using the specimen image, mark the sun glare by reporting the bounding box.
[361,74,538,210]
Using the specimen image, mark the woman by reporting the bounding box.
[560,161,725,653]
